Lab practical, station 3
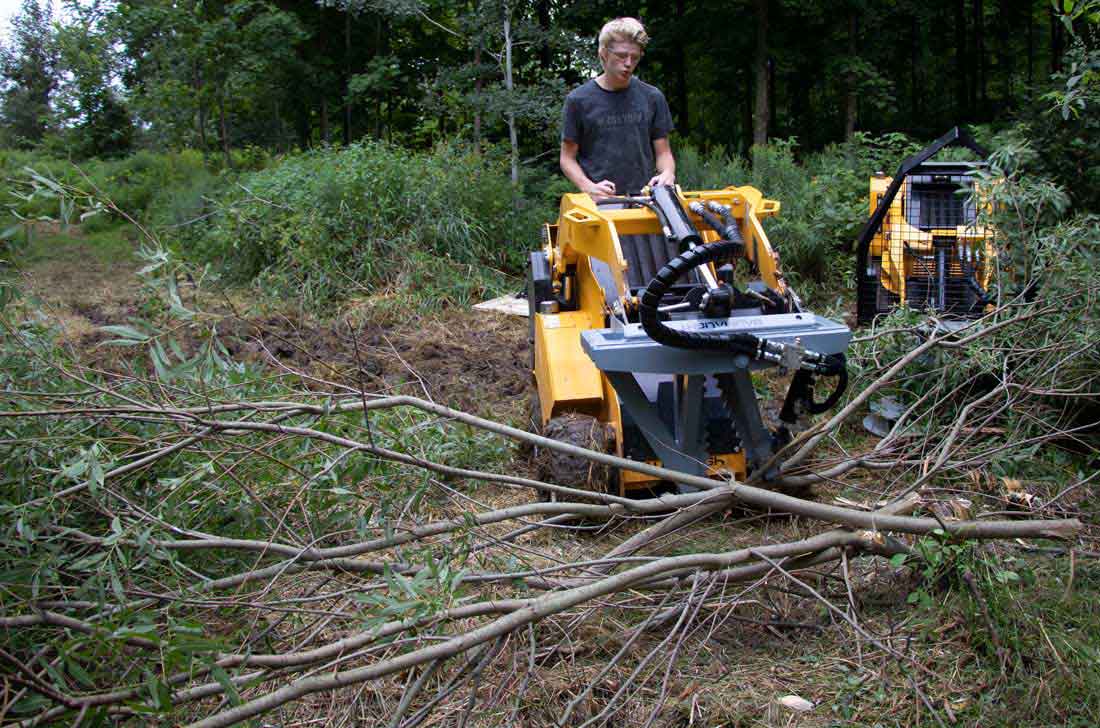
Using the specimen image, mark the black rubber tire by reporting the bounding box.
[535,413,613,494]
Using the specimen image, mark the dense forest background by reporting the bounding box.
[0,0,1095,167]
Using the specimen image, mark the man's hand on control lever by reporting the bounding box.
[587,180,617,199]
[648,170,676,188]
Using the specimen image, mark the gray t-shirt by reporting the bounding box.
[561,78,674,195]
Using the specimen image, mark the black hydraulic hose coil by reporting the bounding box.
[640,241,849,413]
[689,202,746,262]
[815,362,848,411]
[638,240,761,354]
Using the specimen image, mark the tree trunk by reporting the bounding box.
[997,0,1013,104]
[911,14,920,121]
[274,98,284,152]
[1050,3,1063,73]
[297,107,310,149]
[844,14,858,140]
[194,63,208,151]
[320,96,329,144]
[1027,0,1034,87]
[343,8,352,145]
[218,89,231,169]
[742,68,753,154]
[752,0,769,147]
[674,0,688,133]
[768,56,776,137]
[972,0,985,112]
[374,16,384,139]
[503,6,518,189]
[955,0,968,117]
[473,44,482,149]
[536,0,551,71]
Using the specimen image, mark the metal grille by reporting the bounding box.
[855,128,993,325]
[857,163,992,323]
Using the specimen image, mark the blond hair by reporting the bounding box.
[597,17,649,53]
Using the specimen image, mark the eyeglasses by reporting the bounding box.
[608,48,643,63]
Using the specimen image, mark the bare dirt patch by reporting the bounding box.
[211,307,531,417]
[13,233,143,341]
[13,229,531,421]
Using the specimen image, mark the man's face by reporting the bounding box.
[600,40,643,87]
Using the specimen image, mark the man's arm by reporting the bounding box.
[647,137,676,188]
[560,140,617,199]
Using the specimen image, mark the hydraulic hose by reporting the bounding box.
[815,363,848,411]
[595,196,673,239]
[639,241,848,414]
[689,202,746,266]
[703,201,746,247]
[651,185,702,250]
[688,202,729,238]
[779,365,848,423]
[638,240,762,354]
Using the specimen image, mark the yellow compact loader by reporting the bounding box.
[856,127,997,325]
[527,184,850,494]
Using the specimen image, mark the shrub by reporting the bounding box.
[183,141,531,304]
[1,149,235,226]
[675,142,749,190]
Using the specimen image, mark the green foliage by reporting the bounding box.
[183,140,538,305]
[893,534,1100,726]
[0,249,513,718]
[52,2,135,158]
[980,132,1074,283]
[1011,4,1100,213]
[0,0,60,147]
[680,132,924,292]
[1,149,232,225]
[675,143,750,190]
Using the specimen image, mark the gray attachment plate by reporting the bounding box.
[581,312,851,374]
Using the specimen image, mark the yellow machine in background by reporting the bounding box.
[856,127,997,324]
[528,185,850,494]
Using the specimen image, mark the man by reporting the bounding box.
[560,17,676,199]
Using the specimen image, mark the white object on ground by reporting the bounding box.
[778,695,814,712]
[473,294,528,317]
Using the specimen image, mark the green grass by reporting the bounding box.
[8,222,135,268]
[898,553,1100,727]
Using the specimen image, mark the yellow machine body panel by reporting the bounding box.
[618,452,747,488]
[532,310,603,422]
[550,186,787,307]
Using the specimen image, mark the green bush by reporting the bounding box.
[676,133,932,292]
[675,142,749,190]
[1,149,235,226]
[184,140,537,305]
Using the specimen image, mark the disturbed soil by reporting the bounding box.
[13,238,530,419]
[204,308,532,417]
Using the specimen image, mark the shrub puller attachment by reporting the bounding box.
[855,127,997,325]
[528,185,850,494]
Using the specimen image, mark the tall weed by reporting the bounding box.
[1,149,233,225]
[185,141,534,304]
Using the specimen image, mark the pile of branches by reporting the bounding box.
[0,290,1096,726]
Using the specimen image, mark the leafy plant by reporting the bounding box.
[181,139,530,306]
